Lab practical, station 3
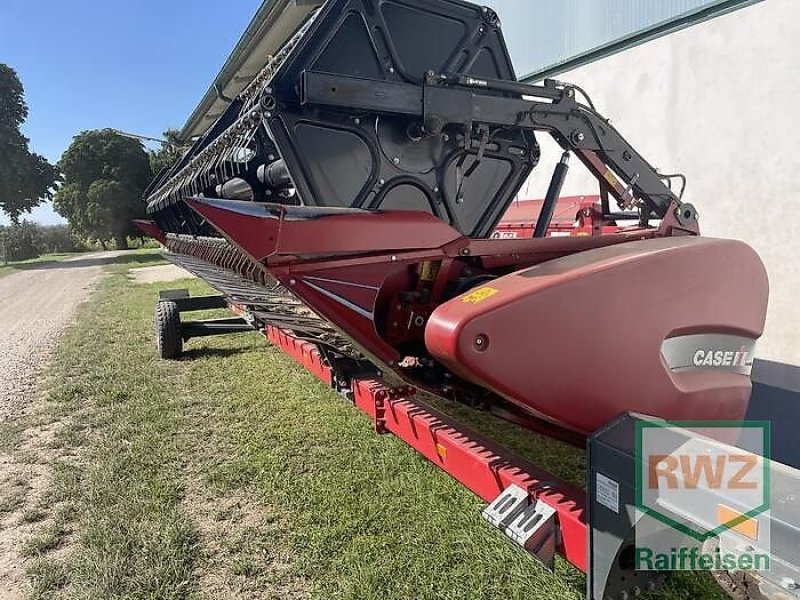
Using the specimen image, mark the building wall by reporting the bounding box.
[520,0,799,364]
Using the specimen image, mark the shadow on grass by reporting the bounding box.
[14,251,165,272]
[179,346,250,360]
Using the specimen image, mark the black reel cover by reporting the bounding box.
[264,0,538,238]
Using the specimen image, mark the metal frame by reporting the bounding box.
[300,69,695,228]
[157,290,254,342]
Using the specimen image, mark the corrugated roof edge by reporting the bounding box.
[179,0,318,141]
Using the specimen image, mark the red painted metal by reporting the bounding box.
[492,196,621,239]
[425,237,769,435]
[178,197,766,438]
[265,325,333,386]
[133,219,167,244]
[185,198,464,262]
[262,322,589,572]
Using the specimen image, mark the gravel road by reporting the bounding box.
[0,251,131,598]
[0,251,127,421]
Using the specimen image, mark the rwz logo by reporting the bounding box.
[648,452,758,490]
[634,420,771,571]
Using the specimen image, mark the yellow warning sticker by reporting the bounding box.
[461,286,499,304]
[603,169,618,188]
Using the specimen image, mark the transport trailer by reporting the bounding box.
[153,294,800,600]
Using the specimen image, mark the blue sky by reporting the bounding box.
[0,0,261,225]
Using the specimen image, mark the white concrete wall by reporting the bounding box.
[527,0,799,364]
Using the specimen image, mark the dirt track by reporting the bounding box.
[0,252,128,421]
[0,251,127,598]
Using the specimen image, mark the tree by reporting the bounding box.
[0,221,42,262]
[0,64,59,223]
[149,128,185,176]
[54,129,152,249]
[38,224,83,253]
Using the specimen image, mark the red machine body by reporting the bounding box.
[166,199,769,441]
[425,237,769,435]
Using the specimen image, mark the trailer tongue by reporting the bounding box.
[137,0,791,597]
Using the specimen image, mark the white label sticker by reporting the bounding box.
[596,472,619,514]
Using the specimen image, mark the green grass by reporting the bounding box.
[26,255,724,599]
[27,557,70,600]
[21,516,70,557]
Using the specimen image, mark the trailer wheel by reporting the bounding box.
[154,300,182,359]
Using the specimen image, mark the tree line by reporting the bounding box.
[0,222,85,262]
[0,63,183,251]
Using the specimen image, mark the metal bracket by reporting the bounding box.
[482,484,557,569]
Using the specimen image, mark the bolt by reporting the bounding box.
[433,186,439,193]
[576,132,585,142]
[268,154,275,161]
[388,66,395,74]
[473,334,489,351]
[288,278,296,286]
[379,178,385,186]
[391,255,397,262]
[354,117,361,125]
[392,157,400,165]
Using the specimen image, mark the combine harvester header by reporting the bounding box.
[137,0,800,597]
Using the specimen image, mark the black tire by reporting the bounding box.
[154,300,182,359]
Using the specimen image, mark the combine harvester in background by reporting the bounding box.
[136,0,800,597]
[491,195,621,239]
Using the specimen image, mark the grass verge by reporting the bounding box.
[25,257,724,599]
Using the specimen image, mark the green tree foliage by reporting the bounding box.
[38,224,83,253]
[0,221,41,261]
[149,128,185,177]
[54,129,152,249]
[0,222,85,263]
[0,64,59,223]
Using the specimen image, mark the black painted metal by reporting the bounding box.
[147,0,689,238]
[587,414,669,600]
[169,295,229,313]
[263,0,537,238]
[180,317,253,341]
[748,359,800,469]
[534,152,570,237]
